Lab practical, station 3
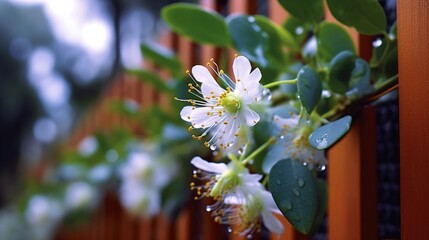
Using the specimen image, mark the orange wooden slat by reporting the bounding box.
[328,107,377,240]
[398,0,429,239]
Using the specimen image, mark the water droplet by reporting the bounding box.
[280,200,292,211]
[261,89,272,101]
[303,162,308,167]
[248,159,254,165]
[206,206,212,212]
[246,234,253,239]
[295,27,304,35]
[210,145,217,151]
[238,147,243,155]
[318,165,327,171]
[280,135,285,139]
[315,134,328,149]
[192,170,197,175]
[297,178,305,188]
[227,227,232,233]
[247,16,255,23]
[276,180,282,185]
[105,149,118,163]
[372,38,382,48]
[278,170,283,175]
[293,188,301,197]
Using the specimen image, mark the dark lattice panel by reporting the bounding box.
[376,99,400,239]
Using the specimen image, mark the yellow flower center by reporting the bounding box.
[220,92,241,113]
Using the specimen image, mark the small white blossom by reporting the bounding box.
[64,181,96,210]
[273,115,327,169]
[119,181,160,217]
[190,156,283,237]
[179,56,264,151]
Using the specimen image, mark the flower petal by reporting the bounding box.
[261,211,284,235]
[248,68,262,82]
[191,156,228,173]
[180,106,221,128]
[192,65,217,85]
[242,106,260,126]
[273,115,299,130]
[233,56,251,82]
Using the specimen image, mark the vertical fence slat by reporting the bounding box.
[398,0,429,239]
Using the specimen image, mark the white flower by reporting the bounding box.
[64,181,96,210]
[25,195,64,226]
[190,156,283,236]
[119,151,172,188]
[273,115,327,169]
[179,56,264,150]
[119,181,160,217]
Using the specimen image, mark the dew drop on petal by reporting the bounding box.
[261,89,272,101]
[210,145,217,151]
[303,162,308,167]
[206,206,212,212]
[297,178,305,188]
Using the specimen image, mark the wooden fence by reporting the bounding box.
[54,0,429,239]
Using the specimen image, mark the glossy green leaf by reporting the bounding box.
[328,51,356,94]
[269,158,318,234]
[162,3,230,47]
[297,66,322,114]
[308,115,352,150]
[127,69,173,94]
[140,42,183,78]
[227,14,284,69]
[278,0,324,24]
[283,16,310,45]
[255,15,298,52]
[349,58,371,97]
[309,179,328,235]
[326,0,387,35]
[318,22,356,62]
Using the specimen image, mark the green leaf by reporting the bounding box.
[318,22,356,62]
[127,69,173,94]
[255,15,298,51]
[297,66,322,114]
[283,16,310,45]
[328,51,356,94]
[278,0,324,24]
[308,115,352,150]
[326,0,387,35]
[269,158,318,234]
[349,58,371,97]
[140,42,183,78]
[162,3,230,47]
[309,179,328,235]
[227,14,284,69]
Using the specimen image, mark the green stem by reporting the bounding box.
[242,137,275,165]
[263,79,297,89]
[262,175,269,186]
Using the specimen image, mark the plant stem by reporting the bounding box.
[242,137,276,165]
[263,79,297,89]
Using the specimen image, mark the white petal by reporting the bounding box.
[180,106,220,128]
[191,156,228,173]
[192,65,217,85]
[273,115,299,129]
[201,81,224,100]
[241,173,263,183]
[233,56,251,82]
[261,190,281,214]
[261,211,284,235]
[248,68,262,82]
[242,106,260,126]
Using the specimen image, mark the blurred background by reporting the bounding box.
[0,0,192,205]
